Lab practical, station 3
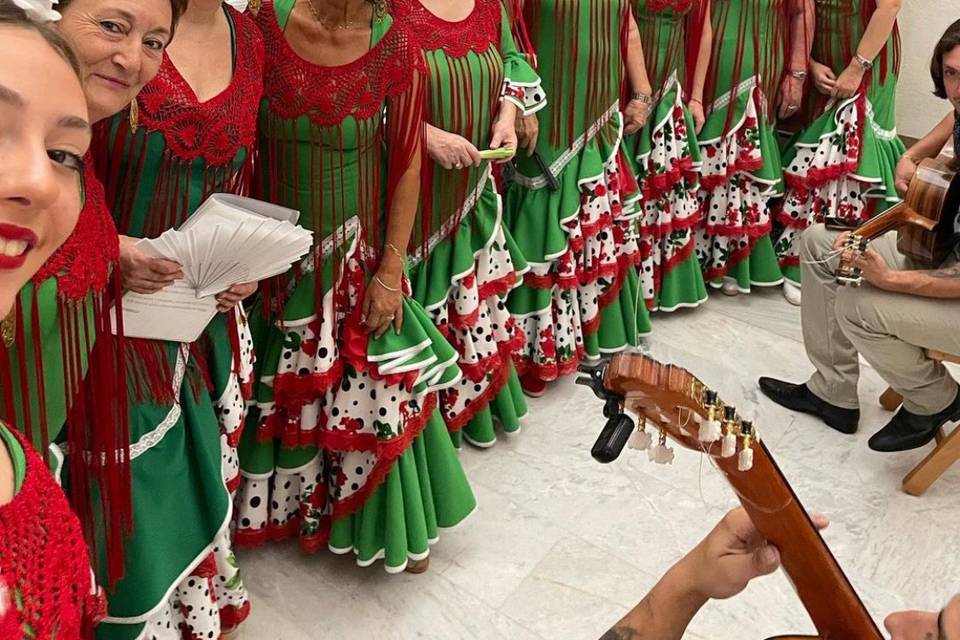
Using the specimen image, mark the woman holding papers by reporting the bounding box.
[82,0,259,636]
[0,3,108,636]
[776,0,903,292]
[234,0,474,574]
[389,0,543,449]
[502,0,652,397]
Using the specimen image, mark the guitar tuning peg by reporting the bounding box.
[648,430,674,465]
[720,406,738,458]
[738,421,755,472]
[628,418,652,451]
[698,390,723,443]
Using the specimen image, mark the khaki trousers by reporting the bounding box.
[800,224,960,415]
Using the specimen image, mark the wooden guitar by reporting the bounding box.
[837,156,960,286]
[578,354,884,640]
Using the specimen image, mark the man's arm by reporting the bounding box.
[856,250,960,299]
[598,509,827,640]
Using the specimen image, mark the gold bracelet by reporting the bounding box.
[374,274,402,293]
[384,241,405,260]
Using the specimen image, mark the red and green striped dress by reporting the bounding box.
[235,0,475,573]
[392,0,544,448]
[506,0,651,385]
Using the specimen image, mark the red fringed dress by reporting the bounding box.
[234,0,475,572]
[694,0,790,292]
[89,5,259,636]
[0,421,105,639]
[504,0,652,386]
[775,0,903,285]
[391,0,545,448]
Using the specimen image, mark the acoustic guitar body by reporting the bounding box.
[896,156,960,265]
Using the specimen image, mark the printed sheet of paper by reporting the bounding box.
[115,194,312,343]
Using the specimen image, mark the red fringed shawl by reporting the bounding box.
[254,0,425,312]
[390,0,504,258]
[0,160,131,588]
[97,5,264,239]
[0,423,106,639]
[524,0,631,148]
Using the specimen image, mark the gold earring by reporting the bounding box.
[129,100,139,133]
[1,310,15,348]
[373,0,387,21]
[248,0,262,15]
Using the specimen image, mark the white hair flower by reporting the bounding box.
[11,0,62,22]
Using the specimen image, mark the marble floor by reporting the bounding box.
[237,288,960,639]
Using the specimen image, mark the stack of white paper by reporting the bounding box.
[116,194,313,343]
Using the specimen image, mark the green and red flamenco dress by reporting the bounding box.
[506,0,651,392]
[234,0,475,573]
[626,0,708,312]
[695,0,789,294]
[392,0,545,448]
[776,0,903,285]
[87,5,261,636]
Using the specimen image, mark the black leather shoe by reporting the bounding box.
[758,377,860,434]
[869,387,960,452]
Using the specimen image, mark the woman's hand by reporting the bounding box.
[426,126,483,171]
[623,98,651,135]
[688,99,706,134]
[832,62,864,99]
[119,235,184,294]
[895,155,919,196]
[777,75,804,120]
[362,266,404,338]
[489,115,518,164]
[515,114,540,156]
[810,60,837,96]
[216,281,257,313]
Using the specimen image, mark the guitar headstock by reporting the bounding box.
[577,353,758,471]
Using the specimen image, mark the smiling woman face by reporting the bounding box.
[0,25,90,318]
[57,0,174,124]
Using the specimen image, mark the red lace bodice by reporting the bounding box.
[644,0,698,12]
[32,159,118,301]
[136,5,264,166]
[0,424,105,639]
[390,0,501,57]
[256,1,421,127]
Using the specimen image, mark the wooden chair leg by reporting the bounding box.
[903,426,960,496]
[879,387,904,412]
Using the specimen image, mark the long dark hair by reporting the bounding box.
[0,1,81,76]
[931,18,960,99]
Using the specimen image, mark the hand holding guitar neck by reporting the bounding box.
[580,354,884,640]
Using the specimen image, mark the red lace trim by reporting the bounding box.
[256,1,421,127]
[136,6,264,166]
[390,0,501,57]
[701,234,768,282]
[0,424,104,639]
[442,342,516,432]
[645,0,698,12]
[32,161,117,301]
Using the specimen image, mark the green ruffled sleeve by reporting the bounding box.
[499,9,546,116]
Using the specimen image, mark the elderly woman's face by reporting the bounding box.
[943,45,960,114]
[0,27,90,318]
[57,0,173,124]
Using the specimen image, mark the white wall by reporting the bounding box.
[895,2,960,139]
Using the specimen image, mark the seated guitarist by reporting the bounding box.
[759,19,960,453]
[600,508,959,640]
